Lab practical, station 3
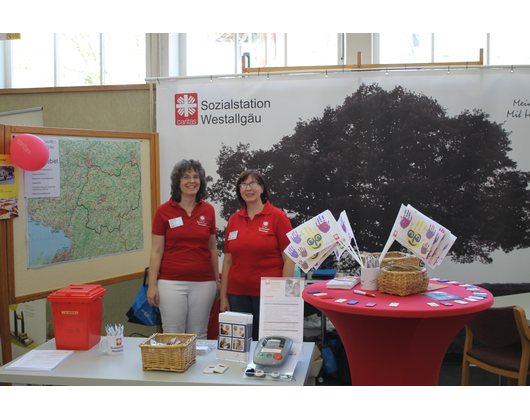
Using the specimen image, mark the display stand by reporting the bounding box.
[0,125,159,365]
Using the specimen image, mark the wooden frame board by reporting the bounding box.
[0,125,159,364]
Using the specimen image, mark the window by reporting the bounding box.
[489,33,530,65]
[377,33,432,64]
[7,33,146,88]
[4,33,530,90]
[57,33,101,86]
[377,33,530,65]
[285,33,339,66]
[186,33,238,76]
[185,33,338,76]
[11,33,55,88]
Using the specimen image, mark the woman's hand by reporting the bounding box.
[219,295,231,312]
[214,281,221,301]
[146,284,159,307]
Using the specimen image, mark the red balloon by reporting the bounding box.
[10,134,50,171]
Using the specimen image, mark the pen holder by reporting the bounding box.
[99,335,124,356]
[361,267,380,291]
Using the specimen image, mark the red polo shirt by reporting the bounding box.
[152,198,216,281]
[225,201,292,296]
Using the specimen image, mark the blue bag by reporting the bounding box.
[322,339,338,375]
[126,267,161,326]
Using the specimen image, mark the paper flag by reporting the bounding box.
[285,210,344,261]
[284,210,345,273]
[334,211,354,259]
[381,204,456,269]
[284,209,366,272]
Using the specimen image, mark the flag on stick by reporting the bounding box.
[379,204,456,269]
[284,210,363,272]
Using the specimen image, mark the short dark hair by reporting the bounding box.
[170,159,208,202]
[235,169,269,208]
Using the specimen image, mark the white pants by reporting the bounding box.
[157,280,216,339]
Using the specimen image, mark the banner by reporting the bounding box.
[156,69,530,283]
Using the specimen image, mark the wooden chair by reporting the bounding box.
[462,306,530,385]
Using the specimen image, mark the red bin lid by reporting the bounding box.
[47,284,107,302]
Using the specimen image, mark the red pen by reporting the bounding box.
[354,290,376,297]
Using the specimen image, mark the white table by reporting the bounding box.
[0,338,315,386]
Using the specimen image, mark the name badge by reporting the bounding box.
[169,217,183,228]
[228,230,238,240]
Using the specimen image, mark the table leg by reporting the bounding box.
[320,310,479,386]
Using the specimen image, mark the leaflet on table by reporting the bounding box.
[217,311,253,362]
[258,277,305,344]
[5,349,74,371]
[196,341,216,355]
[421,291,463,301]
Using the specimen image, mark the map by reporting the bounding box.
[25,138,144,268]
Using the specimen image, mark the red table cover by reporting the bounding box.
[303,279,493,385]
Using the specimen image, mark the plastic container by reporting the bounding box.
[47,284,107,350]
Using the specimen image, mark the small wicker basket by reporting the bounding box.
[377,264,430,296]
[139,333,196,372]
[363,251,420,268]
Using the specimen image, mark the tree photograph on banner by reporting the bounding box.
[207,83,530,272]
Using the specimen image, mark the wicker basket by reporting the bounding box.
[377,264,430,296]
[363,251,420,268]
[139,333,196,372]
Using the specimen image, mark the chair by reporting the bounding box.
[462,306,530,386]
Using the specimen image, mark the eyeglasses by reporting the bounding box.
[238,182,261,189]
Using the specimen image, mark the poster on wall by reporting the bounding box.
[0,154,19,219]
[156,69,530,284]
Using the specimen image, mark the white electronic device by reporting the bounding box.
[253,336,293,367]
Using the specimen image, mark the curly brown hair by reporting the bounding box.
[170,159,208,203]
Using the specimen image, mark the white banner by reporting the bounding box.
[156,69,530,283]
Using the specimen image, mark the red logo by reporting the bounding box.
[116,337,122,345]
[175,93,198,125]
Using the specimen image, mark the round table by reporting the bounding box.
[303,279,493,386]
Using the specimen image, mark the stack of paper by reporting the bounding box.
[196,341,216,355]
[326,277,359,289]
[5,350,74,371]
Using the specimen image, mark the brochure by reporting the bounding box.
[217,311,253,362]
[259,277,305,343]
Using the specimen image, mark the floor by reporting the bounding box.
[311,353,529,386]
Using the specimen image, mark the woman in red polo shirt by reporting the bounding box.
[219,169,294,341]
[147,159,219,339]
